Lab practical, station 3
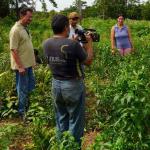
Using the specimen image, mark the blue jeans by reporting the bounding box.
[52,78,85,145]
[15,67,35,116]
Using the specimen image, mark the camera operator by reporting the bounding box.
[43,14,93,148]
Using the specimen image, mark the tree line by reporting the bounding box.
[0,0,57,18]
[0,0,150,20]
[62,0,150,20]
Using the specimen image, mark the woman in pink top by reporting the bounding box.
[111,15,133,56]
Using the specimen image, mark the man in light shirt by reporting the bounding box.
[69,12,86,74]
[9,7,36,120]
[68,12,83,40]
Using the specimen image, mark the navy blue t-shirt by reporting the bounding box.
[43,37,87,80]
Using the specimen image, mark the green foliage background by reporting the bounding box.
[0,13,150,149]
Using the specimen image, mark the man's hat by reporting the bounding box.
[68,12,80,19]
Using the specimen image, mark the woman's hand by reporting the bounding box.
[111,49,115,55]
[131,48,135,54]
[111,47,116,55]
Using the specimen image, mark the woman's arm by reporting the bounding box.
[111,26,116,54]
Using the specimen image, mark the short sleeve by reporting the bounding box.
[9,29,20,50]
[75,42,87,63]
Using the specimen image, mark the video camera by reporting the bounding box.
[75,28,100,43]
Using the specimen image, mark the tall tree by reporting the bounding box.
[0,0,57,18]
[73,0,87,18]
[127,0,140,5]
[94,0,125,19]
[0,0,10,18]
[141,0,150,20]
[94,0,110,19]
[94,0,141,19]
[126,0,141,19]
[10,0,57,15]
[39,0,57,12]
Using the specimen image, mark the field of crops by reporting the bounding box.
[0,13,150,149]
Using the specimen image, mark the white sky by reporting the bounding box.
[36,0,147,12]
[36,0,95,11]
